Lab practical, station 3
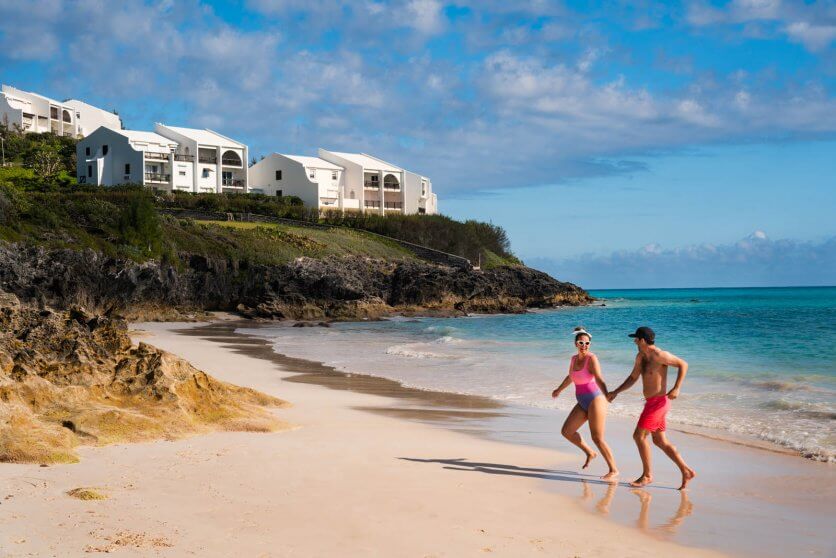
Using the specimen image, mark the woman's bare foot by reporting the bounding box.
[629,474,653,487]
[601,470,619,482]
[678,467,696,490]
[582,450,598,469]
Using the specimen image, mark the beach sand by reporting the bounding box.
[0,316,832,557]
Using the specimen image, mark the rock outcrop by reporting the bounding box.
[0,244,591,321]
[0,298,290,464]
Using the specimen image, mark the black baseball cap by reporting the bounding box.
[628,326,655,343]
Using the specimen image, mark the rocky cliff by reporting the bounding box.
[0,243,591,321]
[0,295,290,464]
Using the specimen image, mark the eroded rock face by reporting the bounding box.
[0,244,592,321]
[0,300,289,464]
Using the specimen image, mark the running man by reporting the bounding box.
[608,327,696,490]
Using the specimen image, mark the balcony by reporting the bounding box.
[383,185,401,191]
[364,201,381,209]
[198,155,218,164]
[384,202,403,210]
[221,156,242,167]
[364,180,380,190]
[145,172,171,183]
[174,153,195,162]
[145,152,170,161]
[222,178,245,187]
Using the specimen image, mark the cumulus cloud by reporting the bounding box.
[528,233,836,289]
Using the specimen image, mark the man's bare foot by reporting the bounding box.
[678,467,696,490]
[601,470,619,482]
[582,451,598,469]
[630,474,653,487]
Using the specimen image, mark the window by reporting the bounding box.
[124,164,130,174]
[276,190,282,197]
[202,169,210,178]
[102,145,108,156]
[87,165,92,178]
[275,170,282,180]
[370,175,379,182]
[179,171,186,176]
[85,147,90,156]
[332,171,337,180]
[309,169,315,179]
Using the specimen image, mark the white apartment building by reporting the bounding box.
[76,127,183,188]
[317,149,437,215]
[0,85,79,136]
[63,99,122,136]
[249,154,345,209]
[250,149,438,214]
[155,124,249,193]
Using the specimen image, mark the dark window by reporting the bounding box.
[275,170,282,180]
[331,171,337,180]
[85,147,90,156]
[102,145,109,156]
[124,164,130,174]
[276,190,282,197]
[87,165,92,178]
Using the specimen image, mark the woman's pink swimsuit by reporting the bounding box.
[570,354,603,412]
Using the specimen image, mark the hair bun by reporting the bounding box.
[573,326,584,332]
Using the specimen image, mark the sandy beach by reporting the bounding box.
[1,315,833,557]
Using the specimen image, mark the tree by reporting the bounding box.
[118,194,163,253]
[24,145,63,176]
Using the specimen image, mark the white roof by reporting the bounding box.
[282,154,343,170]
[1,84,64,107]
[64,98,115,114]
[118,129,178,148]
[327,151,403,173]
[158,124,245,148]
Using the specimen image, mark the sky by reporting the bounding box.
[0,0,834,288]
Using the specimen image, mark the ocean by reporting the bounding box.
[239,286,836,462]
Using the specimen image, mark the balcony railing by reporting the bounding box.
[383,185,401,191]
[364,201,381,208]
[198,155,218,164]
[145,172,171,183]
[222,178,245,187]
[145,152,170,161]
[174,154,195,162]
[221,157,242,167]
[363,180,400,191]
[384,202,403,209]
[363,181,379,189]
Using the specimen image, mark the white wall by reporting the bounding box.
[65,99,122,137]
[76,128,143,186]
[249,154,319,206]
[318,149,365,211]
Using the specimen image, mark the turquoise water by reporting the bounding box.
[242,287,836,461]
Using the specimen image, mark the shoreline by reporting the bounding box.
[0,315,832,557]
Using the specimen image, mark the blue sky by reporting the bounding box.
[1,0,834,287]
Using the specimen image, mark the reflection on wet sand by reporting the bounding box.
[631,489,694,536]
[580,480,617,516]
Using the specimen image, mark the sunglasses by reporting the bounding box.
[577,341,590,346]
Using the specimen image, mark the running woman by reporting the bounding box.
[608,326,697,490]
[552,327,619,482]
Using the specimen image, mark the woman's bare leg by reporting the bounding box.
[587,396,619,481]
[561,404,597,468]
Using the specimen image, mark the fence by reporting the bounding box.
[160,208,473,270]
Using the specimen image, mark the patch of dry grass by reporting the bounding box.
[66,487,108,500]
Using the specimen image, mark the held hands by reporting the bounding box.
[667,388,680,400]
[606,391,618,402]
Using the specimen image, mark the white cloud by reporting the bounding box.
[784,21,836,52]
[406,0,444,34]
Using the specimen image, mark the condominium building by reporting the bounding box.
[249,154,345,209]
[76,127,183,187]
[155,124,249,193]
[249,149,437,215]
[0,85,79,136]
[63,99,122,137]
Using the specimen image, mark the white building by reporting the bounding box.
[155,124,249,193]
[76,127,183,188]
[248,154,345,210]
[249,149,437,215]
[63,99,122,137]
[0,85,79,136]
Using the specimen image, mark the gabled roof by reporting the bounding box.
[115,129,178,148]
[1,84,64,107]
[325,151,403,173]
[157,124,245,148]
[282,154,343,170]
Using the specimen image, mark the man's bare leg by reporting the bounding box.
[630,489,652,530]
[630,427,653,487]
[651,431,696,490]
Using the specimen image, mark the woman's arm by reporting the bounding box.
[589,355,609,396]
[552,374,572,398]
